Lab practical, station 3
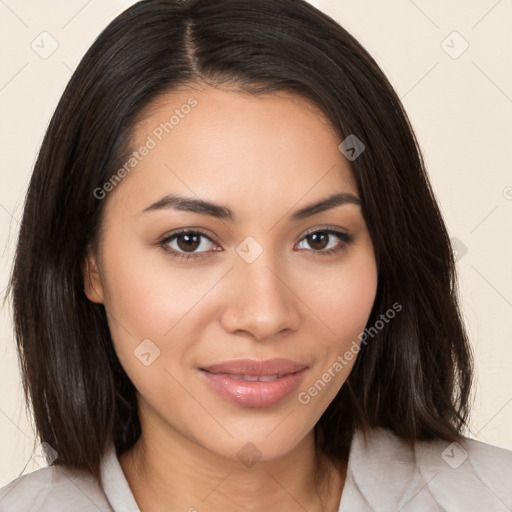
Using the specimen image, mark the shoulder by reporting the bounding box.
[417,431,512,470]
[346,427,512,511]
[413,432,512,507]
[0,464,112,512]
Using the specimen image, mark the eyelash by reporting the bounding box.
[157,228,354,262]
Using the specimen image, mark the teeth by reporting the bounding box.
[258,374,282,381]
[239,374,258,381]
[221,373,285,381]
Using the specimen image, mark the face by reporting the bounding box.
[83,85,377,462]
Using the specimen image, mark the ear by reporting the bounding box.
[82,244,105,304]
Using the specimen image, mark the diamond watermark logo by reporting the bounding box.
[31,442,58,468]
[441,441,468,469]
[31,31,59,59]
[237,442,262,468]
[441,31,469,59]
[235,236,263,264]
[338,134,365,161]
[451,237,468,262]
[134,338,161,366]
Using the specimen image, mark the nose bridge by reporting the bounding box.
[240,251,284,306]
[220,239,300,339]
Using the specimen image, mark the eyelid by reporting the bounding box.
[301,224,351,237]
[159,227,219,245]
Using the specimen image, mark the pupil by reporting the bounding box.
[308,232,328,250]
[178,233,200,252]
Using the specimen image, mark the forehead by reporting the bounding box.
[107,85,358,217]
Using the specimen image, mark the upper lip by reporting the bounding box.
[200,358,307,376]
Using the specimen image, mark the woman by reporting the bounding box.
[1,0,511,510]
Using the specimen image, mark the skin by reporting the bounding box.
[83,85,378,512]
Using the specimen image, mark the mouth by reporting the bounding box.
[198,358,308,408]
[207,373,290,381]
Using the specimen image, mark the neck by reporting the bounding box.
[119,418,346,512]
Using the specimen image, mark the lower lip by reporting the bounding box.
[198,368,308,408]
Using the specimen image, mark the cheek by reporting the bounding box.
[331,266,377,338]
[100,234,221,336]
[296,242,377,398]
[302,247,378,344]
[97,234,231,392]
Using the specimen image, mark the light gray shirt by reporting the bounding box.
[1,427,511,511]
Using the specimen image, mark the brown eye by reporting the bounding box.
[159,229,218,261]
[305,232,330,251]
[175,232,202,252]
[296,229,353,255]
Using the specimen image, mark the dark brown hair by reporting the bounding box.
[6,0,473,480]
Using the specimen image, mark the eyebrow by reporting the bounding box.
[140,192,361,222]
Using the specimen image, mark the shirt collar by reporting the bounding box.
[100,444,141,512]
[99,428,464,511]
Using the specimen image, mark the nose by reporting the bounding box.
[220,252,301,341]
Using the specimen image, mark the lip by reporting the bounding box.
[198,358,308,408]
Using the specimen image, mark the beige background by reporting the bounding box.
[1,0,511,486]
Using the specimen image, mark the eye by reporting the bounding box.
[295,229,353,256]
[158,227,354,262]
[158,229,219,261]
